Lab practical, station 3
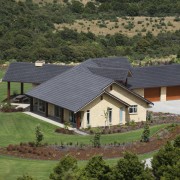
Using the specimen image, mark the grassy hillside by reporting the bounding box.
[56,16,180,37]
[0,112,169,147]
[0,0,179,63]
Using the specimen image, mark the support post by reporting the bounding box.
[30,97,33,112]
[7,82,10,103]
[21,83,24,95]
[61,108,64,123]
[45,102,48,117]
[76,112,81,129]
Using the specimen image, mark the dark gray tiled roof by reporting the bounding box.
[26,65,113,112]
[26,57,152,112]
[2,62,72,84]
[91,57,132,69]
[88,67,129,81]
[128,64,180,89]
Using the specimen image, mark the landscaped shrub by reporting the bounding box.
[55,128,74,134]
[35,125,44,147]
[141,123,150,142]
[91,132,101,148]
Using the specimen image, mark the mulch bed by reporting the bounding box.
[83,116,180,134]
[0,126,179,161]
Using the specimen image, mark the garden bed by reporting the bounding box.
[81,112,180,134]
[0,124,179,161]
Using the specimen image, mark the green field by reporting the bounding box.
[0,112,169,147]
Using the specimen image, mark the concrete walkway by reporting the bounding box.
[23,112,88,135]
[151,100,180,114]
[11,103,30,109]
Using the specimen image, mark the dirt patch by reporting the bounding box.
[1,125,179,161]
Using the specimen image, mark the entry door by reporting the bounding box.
[120,107,124,124]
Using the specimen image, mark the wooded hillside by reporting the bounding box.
[0,0,180,64]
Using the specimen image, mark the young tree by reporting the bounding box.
[141,122,150,142]
[174,135,180,148]
[152,140,180,179]
[113,152,153,180]
[35,125,44,146]
[80,156,111,179]
[91,132,101,148]
[49,155,78,180]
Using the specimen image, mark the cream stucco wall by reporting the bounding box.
[160,87,166,101]
[48,103,54,117]
[133,88,144,97]
[81,94,126,128]
[64,109,70,122]
[107,84,149,122]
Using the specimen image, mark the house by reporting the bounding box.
[3,57,180,129]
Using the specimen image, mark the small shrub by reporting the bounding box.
[141,123,150,142]
[91,132,101,148]
[35,125,44,147]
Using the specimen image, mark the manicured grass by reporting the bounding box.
[0,112,166,179]
[0,151,157,180]
[0,155,56,180]
[0,112,169,147]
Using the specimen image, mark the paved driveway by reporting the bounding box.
[150,100,180,114]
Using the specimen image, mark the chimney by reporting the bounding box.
[35,60,45,67]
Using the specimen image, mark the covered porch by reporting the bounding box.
[29,97,82,129]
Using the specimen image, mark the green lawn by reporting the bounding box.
[0,112,167,179]
[0,112,169,147]
[0,151,157,180]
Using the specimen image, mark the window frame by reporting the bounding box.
[108,108,112,124]
[87,110,90,125]
[38,100,45,113]
[69,112,76,123]
[54,106,63,120]
[129,105,138,114]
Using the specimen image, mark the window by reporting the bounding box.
[108,108,112,123]
[129,105,138,114]
[87,110,90,125]
[54,106,63,119]
[69,112,76,123]
[110,85,113,91]
[38,100,45,112]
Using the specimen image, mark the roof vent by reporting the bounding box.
[35,60,45,67]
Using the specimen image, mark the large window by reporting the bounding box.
[108,108,112,123]
[87,110,90,125]
[129,105,138,114]
[69,112,76,123]
[38,100,45,112]
[54,106,63,119]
